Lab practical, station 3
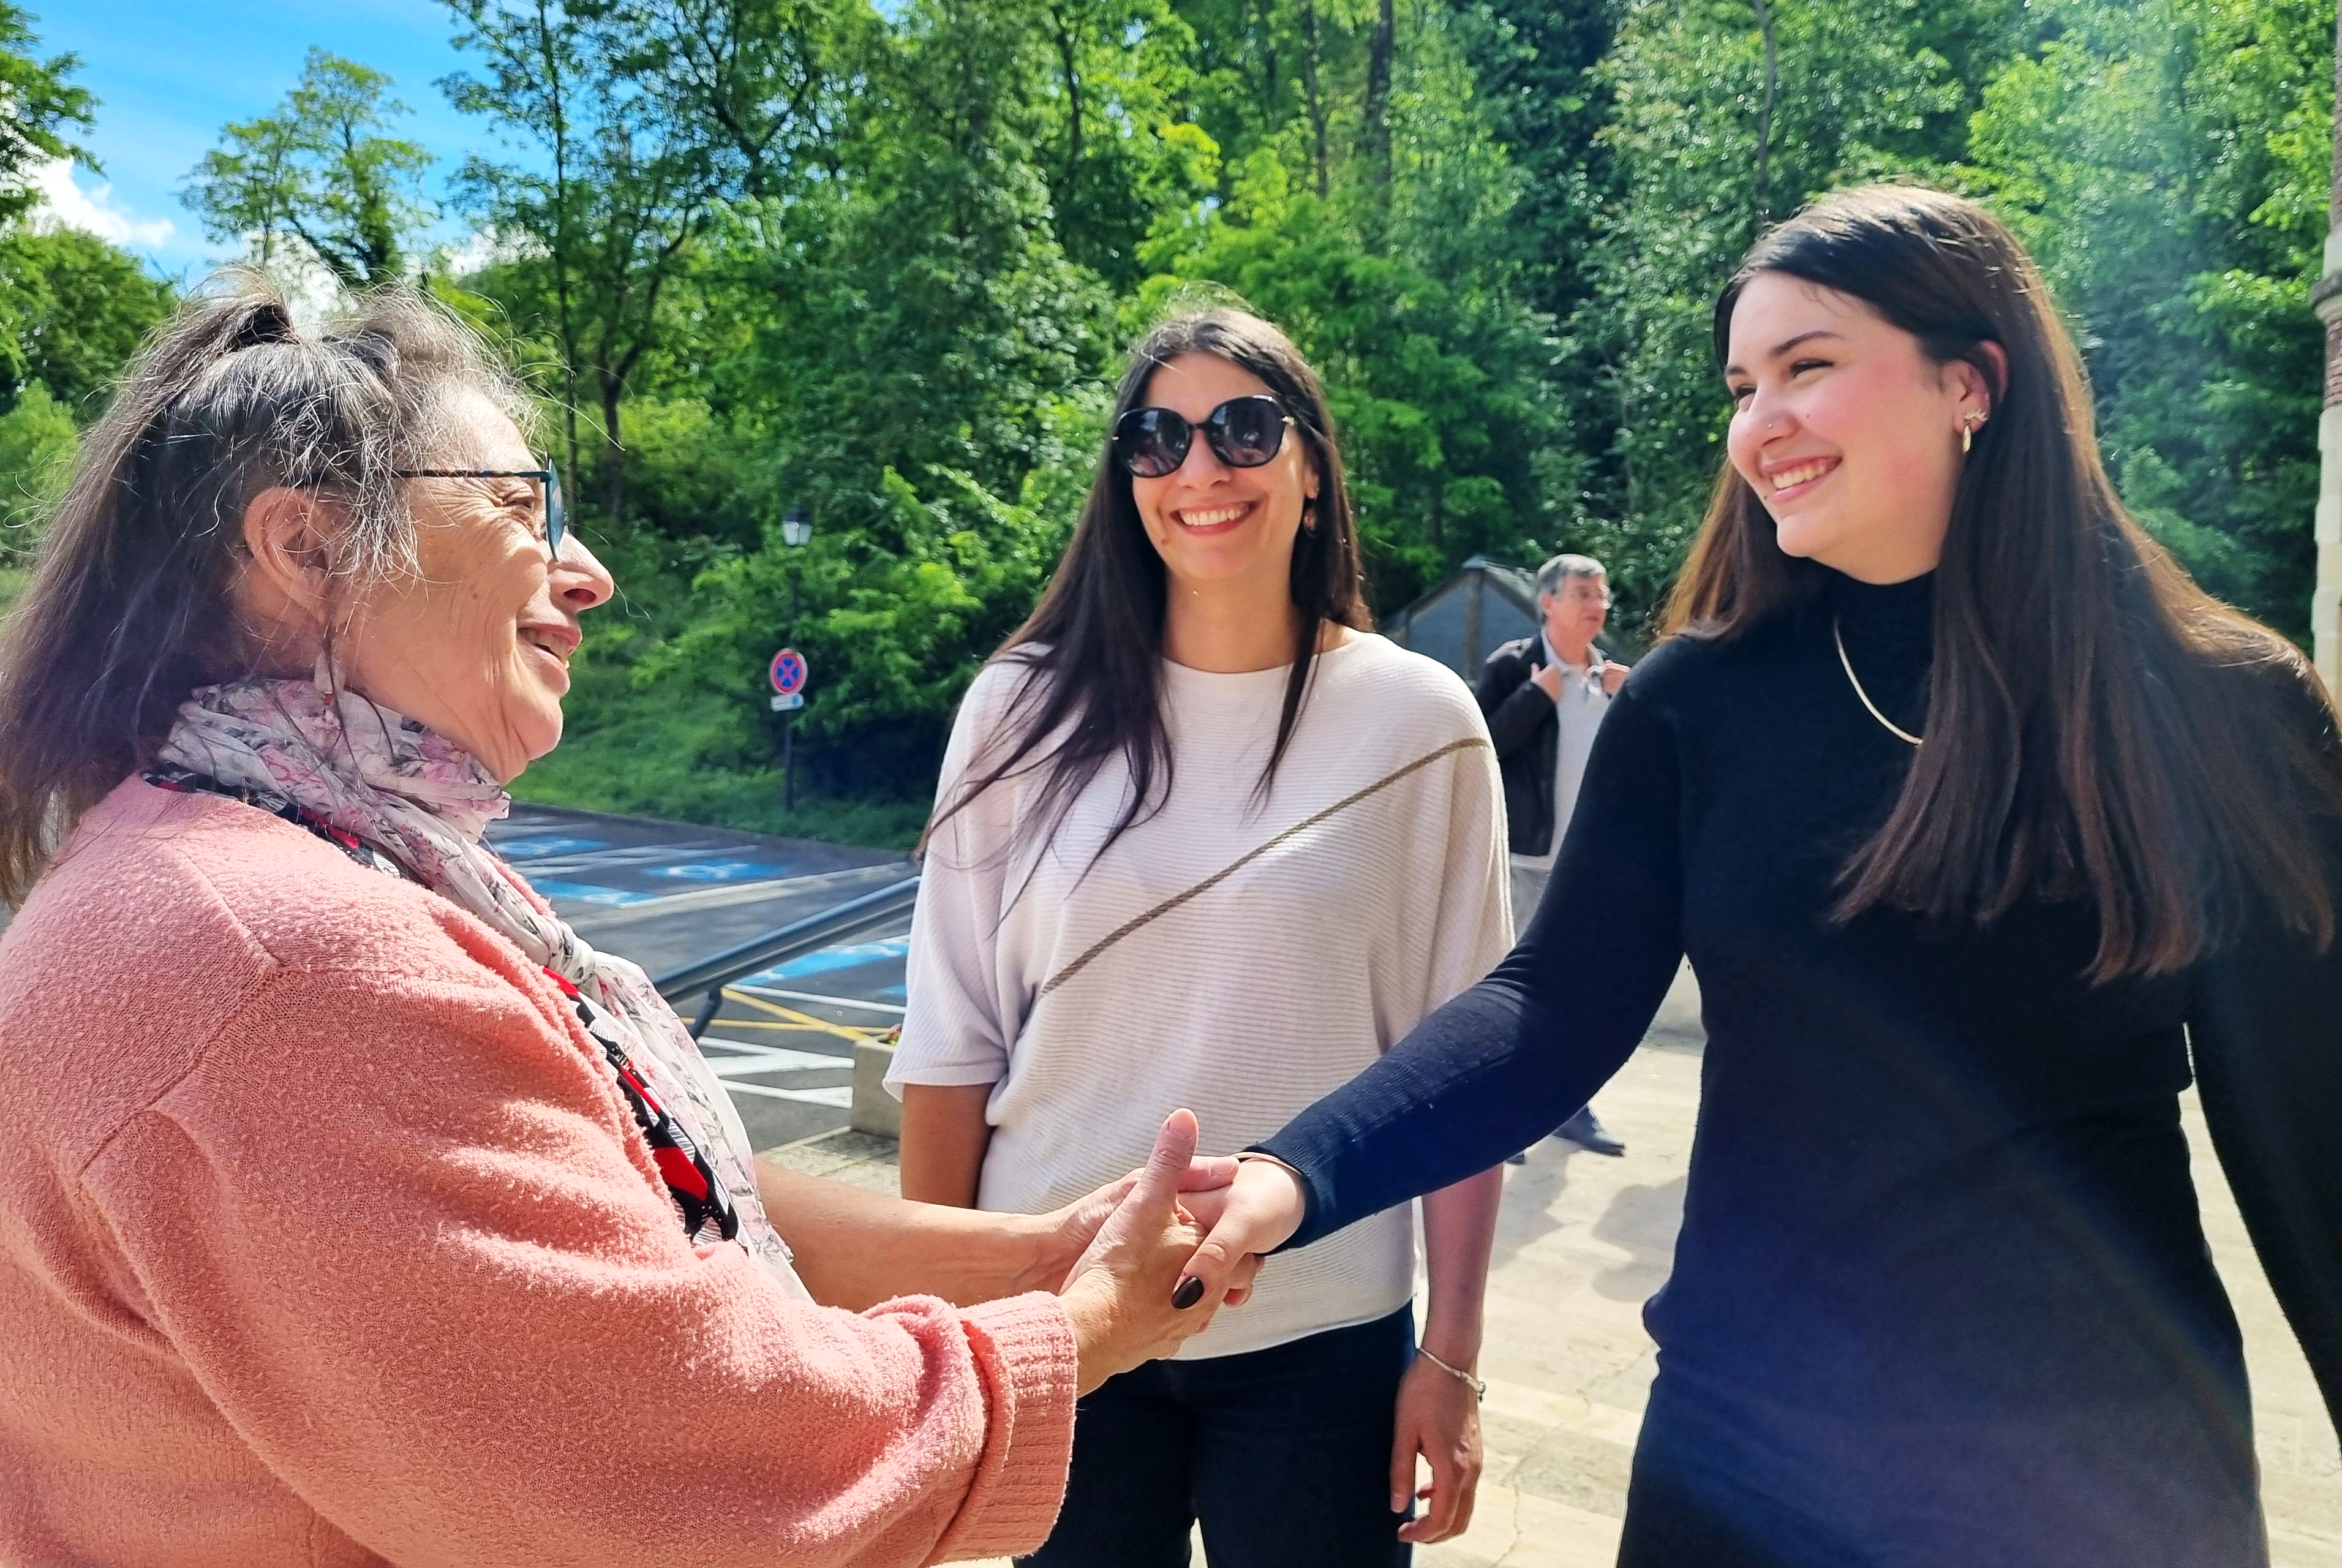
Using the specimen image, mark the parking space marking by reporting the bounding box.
[724,1082,856,1107]
[492,835,611,860]
[732,984,908,1017]
[723,987,889,1046]
[698,1041,853,1074]
[648,860,786,883]
[744,937,911,986]
[527,880,663,907]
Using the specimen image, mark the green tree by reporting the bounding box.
[181,50,435,286]
[1030,0,1219,287]
[0,4,94,228]
[660,0,1115,780]
[443,0,731,518]
[592,0,864,202]
[1967,0,2333,638]
[0,225,174,419]
[0,380,75,562]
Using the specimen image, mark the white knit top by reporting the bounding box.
[889,633,1512,1357]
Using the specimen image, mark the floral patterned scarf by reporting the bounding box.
[156,676,809,1298]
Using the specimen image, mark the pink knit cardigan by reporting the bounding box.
[0,779,1075,1567]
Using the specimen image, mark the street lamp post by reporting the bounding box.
[780,505,811,813]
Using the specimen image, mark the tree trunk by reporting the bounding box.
[600,375,627,521]
[1752,0,1777,232]
[535,0,583,489]
[1366,0,1395,189]
[1257,0,1278,126]
[1054,3,1083,183]
[1300,0,1330,198]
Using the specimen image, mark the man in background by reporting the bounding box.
[1477,552,1628,1159]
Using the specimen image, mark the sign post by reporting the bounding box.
[768,649,808,813]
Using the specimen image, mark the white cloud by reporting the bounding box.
[28,158,176,249]
[437,224,537,277]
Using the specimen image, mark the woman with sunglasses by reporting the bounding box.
[1177,185,2342,1565]
[890,307,1513,1566]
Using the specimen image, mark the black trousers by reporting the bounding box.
[1021,1306,1416,1568]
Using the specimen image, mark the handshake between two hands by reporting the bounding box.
[1042,1110,1488,1545]
[1047,1109,1307,1393]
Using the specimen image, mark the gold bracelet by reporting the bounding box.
[1414,1344,1486,1403]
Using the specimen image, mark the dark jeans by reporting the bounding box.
[1021,1306,1415,1568]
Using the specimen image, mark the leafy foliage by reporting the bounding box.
[0,3,94,228]
[0,381,73,562]
[0,225,173,419]
[181,50,437,286]
[1966,0,2334,639]
[23,0,2342,843]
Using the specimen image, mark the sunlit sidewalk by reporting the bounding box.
[764,980,2342,1568]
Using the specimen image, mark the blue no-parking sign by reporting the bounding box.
[769,647,808,698]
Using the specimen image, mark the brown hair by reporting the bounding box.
[1665,183,2342,979]
[924,306,1369,868]
[0,272,527,902]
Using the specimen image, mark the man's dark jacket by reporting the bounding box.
[1475,634,1566,858]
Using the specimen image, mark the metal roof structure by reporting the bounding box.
[1381,555,1545,679]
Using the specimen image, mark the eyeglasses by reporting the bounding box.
[393,464,565,561]
[1113,395,1294,478]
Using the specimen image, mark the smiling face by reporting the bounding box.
[336,390,615,781]
[1128,352,1318,597]
[1723,271,1994,585]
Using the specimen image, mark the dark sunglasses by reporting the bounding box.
[393,464,566,561]
[1113,394,1294,478]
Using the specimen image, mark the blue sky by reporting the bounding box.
[32,0,508,278]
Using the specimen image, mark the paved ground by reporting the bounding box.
[767,962,2342,1568]
[497,802,915,1149]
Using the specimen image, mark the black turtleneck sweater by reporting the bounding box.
[1260,571,2342,1563]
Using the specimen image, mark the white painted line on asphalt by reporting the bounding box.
[730,984,908,1016]
[724,1082,856,1107]
[510,842,736,876]
[699,1042,853,1074]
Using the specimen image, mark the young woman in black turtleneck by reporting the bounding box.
[1170,186,2342,1565]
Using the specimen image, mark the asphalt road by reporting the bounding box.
[488,802,917,1152]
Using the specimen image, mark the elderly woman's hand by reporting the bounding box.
[1026,1146,1243,1295]
[1056,1109,1259,1392]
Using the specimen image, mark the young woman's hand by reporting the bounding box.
[1390,1352,1484,1544]
[1058,1110,1257,1392]
[1175,1153,1305,1308]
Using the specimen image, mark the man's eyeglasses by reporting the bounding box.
[1113,394,1294,478]
[394,464,566,561]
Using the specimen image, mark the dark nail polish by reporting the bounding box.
[1172,1275,1206,1310]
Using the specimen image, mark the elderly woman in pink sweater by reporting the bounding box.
[0,281,1248,1568]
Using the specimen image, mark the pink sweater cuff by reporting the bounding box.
[927,1291,1078,1563]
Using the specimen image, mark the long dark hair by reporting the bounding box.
[0,274,526,903]
[924,306,1370,865]
[1666,183,2342,979]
